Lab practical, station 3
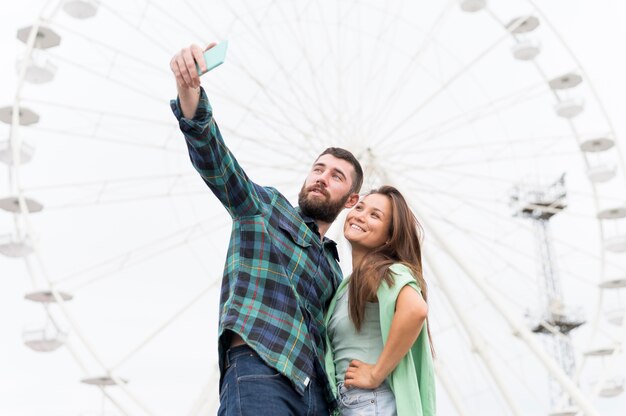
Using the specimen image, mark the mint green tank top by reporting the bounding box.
[327,286,384,384]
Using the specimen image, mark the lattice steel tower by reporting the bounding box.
[510,175,585,413]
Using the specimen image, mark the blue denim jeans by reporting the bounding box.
[218,345,330,416]
[337,381,396,416]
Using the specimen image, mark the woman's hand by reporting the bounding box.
[344,285,428,390]
[344,359,384,389]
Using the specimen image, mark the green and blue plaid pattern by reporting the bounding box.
[171,89,343,400]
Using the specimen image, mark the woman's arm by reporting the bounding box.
[344,285,427,389]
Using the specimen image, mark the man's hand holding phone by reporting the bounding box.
[170,41,228,89]
[170,41,228,119]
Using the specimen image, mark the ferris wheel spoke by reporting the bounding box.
[479,331,548,403]
[53,217,224,290]
[229,0,310,105]
[433,210,599,298]
[427,252,528,416]
[181,0,234,42]
[216,3,330,155]
[83,3,316,154]
[27,126,186,153]
[375,80,548,153]
[44,52,165,103]
[23,98,173,126]
[422,213,542,309]
[23,172,197,192]
[364,1,456,136]
[22,173,206,210]
[186,373,220,416]
[373,31,517,148]
[285,1,347,140]
[33,191,209,210]
[110,283,216,372]
[237,159,305,174]
[399,177,618,273]
[386,133,571,159]
[343,0,400,136]
[219,125,311,163]
[237,0,340,148]
[383,154,564,184]
[309,0,345,120]
[98,2,173,55]
[147,2,215,48]
[48,21,170,77]
[305,2,372,146]
[389,161,626,208]
[212,68,325,160]
[407,149,580,170]
[207,90,317,149]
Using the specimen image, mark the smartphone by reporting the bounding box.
[196,40,228,76]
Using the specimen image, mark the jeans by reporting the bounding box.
[218,345,330,416]
[337,381,396,416]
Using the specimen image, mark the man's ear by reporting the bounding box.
[344,193,360,209]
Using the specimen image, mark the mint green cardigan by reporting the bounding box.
[324,263,436,415]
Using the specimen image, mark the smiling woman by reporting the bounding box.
[327,186,434,416]
[2,1,626,415]
[345,194,393,250]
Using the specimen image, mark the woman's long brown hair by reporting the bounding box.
[348,185,434,355]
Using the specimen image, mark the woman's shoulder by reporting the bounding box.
[382,262,419,291]
[389,262,414,278]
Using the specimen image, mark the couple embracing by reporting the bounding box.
[170,43,436,416]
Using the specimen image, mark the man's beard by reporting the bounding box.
[298,183,350,223]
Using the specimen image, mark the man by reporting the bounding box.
[170,43,364,415]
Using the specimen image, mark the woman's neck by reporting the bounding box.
[351,246,367,271]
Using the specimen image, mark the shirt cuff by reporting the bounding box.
[169,87,213,135]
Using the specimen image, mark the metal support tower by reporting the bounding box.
[510,174,585,413]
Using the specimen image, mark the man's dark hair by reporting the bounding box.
[317,147,363,194]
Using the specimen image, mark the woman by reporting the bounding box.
[324,186,436,416]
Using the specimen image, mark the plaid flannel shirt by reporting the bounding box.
[171,88,343,400]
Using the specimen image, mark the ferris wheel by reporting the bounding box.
[3,0,626,415]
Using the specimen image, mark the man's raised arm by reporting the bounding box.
[170,42,216,119]
[169,43,264,219]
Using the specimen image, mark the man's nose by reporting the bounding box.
[316,173,329,186]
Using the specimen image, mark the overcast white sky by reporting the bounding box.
[2,1,626,415]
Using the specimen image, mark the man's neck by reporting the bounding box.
[316,220,331,239]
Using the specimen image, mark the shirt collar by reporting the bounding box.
[297,207,340,262]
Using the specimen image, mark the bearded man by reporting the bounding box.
[170,43,364,415]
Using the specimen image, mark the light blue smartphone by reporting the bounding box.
[196,40,228,76]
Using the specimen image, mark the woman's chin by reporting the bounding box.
[343,233,357,244]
